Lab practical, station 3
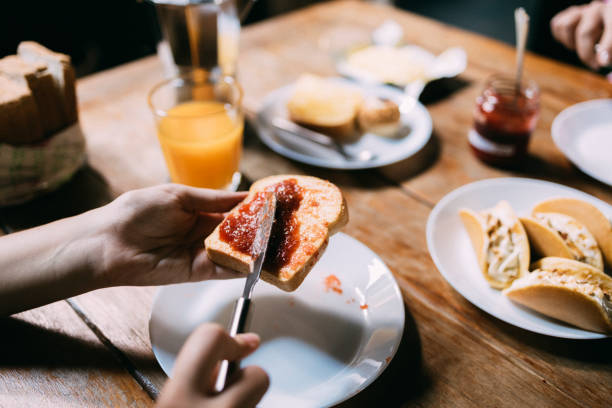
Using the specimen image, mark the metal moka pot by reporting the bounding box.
[151,0,245,76]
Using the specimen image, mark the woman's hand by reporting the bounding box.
[551,1,612,69]
[156,324,269,408]
[94,183,246,287]
[0,183,246,315]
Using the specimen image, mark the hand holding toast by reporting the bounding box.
[95,184,247,287]
[0,184,246,315]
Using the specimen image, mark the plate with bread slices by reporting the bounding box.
[427,177,612,339]
[150,175,405,407]
[253,74,432,169]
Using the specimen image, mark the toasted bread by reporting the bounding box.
[286,74,363,139]
[532,198,612,270]
[18,41,78,125]
[503,257,612,333]
[357,96,401,137]
[0,55,65,135]
[205,175,348,292]
[520,212,603,270]
[0,76,43,144]
[459,201,530,289]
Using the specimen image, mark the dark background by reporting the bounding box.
[0,0,591,78]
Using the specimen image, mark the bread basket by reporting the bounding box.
[0,123,86,206]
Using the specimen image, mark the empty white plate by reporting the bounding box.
[149,232,405,407]
[426,177,611,339]
[552,99,612,187]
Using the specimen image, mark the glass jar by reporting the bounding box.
[469,75,540,167]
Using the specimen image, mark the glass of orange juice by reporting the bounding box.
[148,72,243,190]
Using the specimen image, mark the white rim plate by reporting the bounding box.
[426,177,611,339]
[252,78,432,170]
[552,98,612,187]
[150,232,405,407]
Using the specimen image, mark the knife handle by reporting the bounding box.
[214,297,252,392]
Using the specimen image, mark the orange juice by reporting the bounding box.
[157,100,243,189]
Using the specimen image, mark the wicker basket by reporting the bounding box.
[0,123,86,206]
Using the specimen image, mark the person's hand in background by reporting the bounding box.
[551,0,612,69]
[156,324,269,408]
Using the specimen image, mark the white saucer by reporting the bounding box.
[552,99,612,187]
[253,78,432,170]
[149,232,405,407]
[426,177,611,339]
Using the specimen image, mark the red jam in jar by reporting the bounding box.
[469,75,539,166]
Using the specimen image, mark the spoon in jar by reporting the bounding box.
[514,7,530,93]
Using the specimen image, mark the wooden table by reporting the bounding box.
[1,1,611,406]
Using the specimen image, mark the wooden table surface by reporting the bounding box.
[1,1,611,407]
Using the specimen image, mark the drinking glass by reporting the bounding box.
[149,72,243,190]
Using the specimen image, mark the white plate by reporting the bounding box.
[426,177,612,339]
[552,99,612,187]
[253,78,432,170]
[335,45,467,88]
[150,232,405,407]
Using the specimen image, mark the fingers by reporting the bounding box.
[217,366,270,408]
[186,213,225,243]
[596,5,612,66]
[166,184,247,213]
[575,2,605,69]
[551,5,585,50]
[191,250,245,281]
[171,324,260,393]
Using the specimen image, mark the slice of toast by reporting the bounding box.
[205,175,348,292]
[0,55,65,135]
[0,76,43,145]
[286,74,363,139]
[18,41,78,125]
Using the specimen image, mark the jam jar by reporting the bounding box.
[469,75,540,167]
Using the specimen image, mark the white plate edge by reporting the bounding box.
[551,98,612,187]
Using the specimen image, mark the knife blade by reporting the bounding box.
[244,190,276,298]
[215,191,276,392]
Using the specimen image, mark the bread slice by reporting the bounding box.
[286,74,363,139]
[18,41,78,125]
[205,175,348,292]
[0,55,65,135]
[503,257,612,333]
[0,76,43,145]
[532,198,612,270]
[459,201,530,289]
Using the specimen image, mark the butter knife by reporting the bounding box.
[214,191,276,392]
[259,114,376,162]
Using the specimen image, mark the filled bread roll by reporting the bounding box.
[520,211,603,270]
[503,257,612,333]
[459,201,530,289]
[532,198,612,270]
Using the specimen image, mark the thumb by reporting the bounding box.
[168,183,247,213]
